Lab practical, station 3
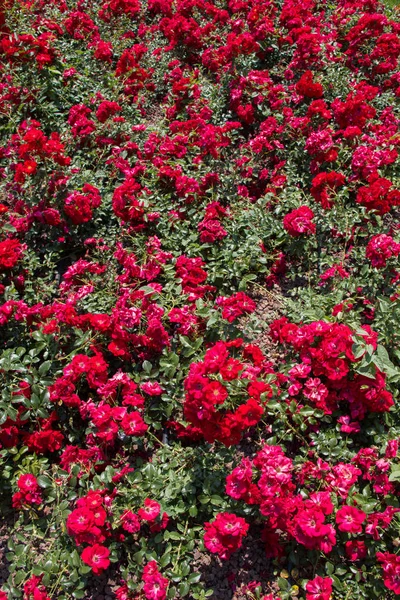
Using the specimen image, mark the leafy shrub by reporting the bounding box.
[0,0,400,597]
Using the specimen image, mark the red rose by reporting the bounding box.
[67,508,95,535]
[283,206,316,237]
[81,544,110,575]
[336,505,366,533]
[18,474,39,494]
[121,411,148,436]
[138,498,161,522]
[306,576,333,600]
[0,239,24,270]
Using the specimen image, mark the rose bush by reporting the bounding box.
[0,0,399,597]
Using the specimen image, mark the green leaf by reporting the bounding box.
[198,495,209,504]
[352,342,366,360]
[79,565,92,574]
[326,562,334,576]
[2,223,16,233]
[278,577,289,590]
[160,553,171,568]
[142,360,152,374]
[37,475,52,489]
[14,545,25,557]
[133,551,145,564]
[238,273,257,291]
[210,495,224,506]
[14,571,25,585]
[178,582,190,597]
[38,361,52,375]
[389,470,400,482]
[372,344,400,381]
[71,550,81,568]
[299,407,315,417]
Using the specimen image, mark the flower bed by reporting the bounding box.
[0,0,400,598]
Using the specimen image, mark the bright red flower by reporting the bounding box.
[310,172,345,209]
[205,381,228,405]
[140,381,164,396]
[204,512,249,560]
[138,499,161,521]
[336,506,366,533]
[345,540,367,561]
[96,100,121,123]
[296,71,323,99]
[121,511,141,533]
[306,576,333,600]
[283,207,316,237]
[81,544,110,575]
[67,508,96,536]
[18,474,39,494]
[0,239,24,270]
[23,575,50,600]
[142,562,169,600]
[121,411,148,436]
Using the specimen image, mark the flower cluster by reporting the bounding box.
[270,318,393,420]
[66,489,111,573]
[64,184,102,225]
[66,489,169,577]
[366,234,400,269]
[12,474,43,509]
[198,201,228,244]
[0,239,24,270]
[22,576,50,600]
[142,561,169,600]
[204,512,249,560]
[377,552,400,595]
[215,291,256,323]
[225,442,400,591]
[183,339,278,446]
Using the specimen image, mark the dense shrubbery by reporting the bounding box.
[0,0,400,598]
